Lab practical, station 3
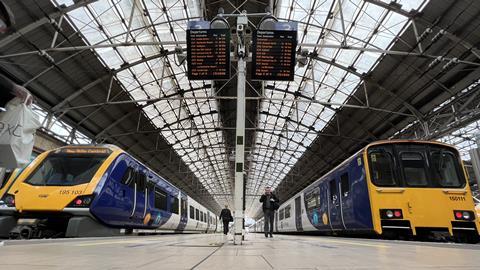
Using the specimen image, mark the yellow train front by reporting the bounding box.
[365,141,479,242]
[257,140,479,243]
[0,145,218,239]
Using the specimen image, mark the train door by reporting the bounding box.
[295,196,303,231]
[133,170,147,225]
[328,178,343,230]
[275,211,278,232]
[176,193,188,231]
[206,212,210,233]
[125,165,139,225]
[339,172,350,229]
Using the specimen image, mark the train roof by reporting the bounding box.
[365,139,457,149]
[57,144,123,151]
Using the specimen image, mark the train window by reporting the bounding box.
[400,152,428,187]
[189,206,195,219]
[430,150,464,188]
[279,208,284,220]
[0,168,14,189]
[137,171,146,191]
[200,211,204,222]
[128,168,137,189]
[170,196,179,214]
[284,205,291,218]
[147,181,155,192]
[121,167,133,186]
[306,188,319,211]
[196,209,200,220]
[329,180,337,202]
[24,155,106,186]
[340,173,349,196]
[181,199,187,215]
[368,150,397,187]
[154,188,168,211]
[204,213,207,223]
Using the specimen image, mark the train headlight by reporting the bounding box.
[68,195,94,208]
[454,210,474,221]
[380,209,403,219]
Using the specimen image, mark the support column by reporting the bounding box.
[234,56,246,245]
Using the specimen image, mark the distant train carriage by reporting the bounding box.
[254,140,480,243]
[0,145,220,239]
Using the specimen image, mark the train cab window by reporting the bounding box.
[430,150,464,188]
[400,152,428,187]
[170,196,179,214]
[24,154,106,186]
[368,150,397,187]
[154,188,168,211]
[196,209,200,220]
[340,172,349,196]
[279,208,285,220]
[0,168,14,189]
[189,206,195,219]
[284,205,291,219]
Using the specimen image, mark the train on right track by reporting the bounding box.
[253,140,480,243]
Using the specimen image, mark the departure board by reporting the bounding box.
[252,29,297,81]
[187,29,230,80]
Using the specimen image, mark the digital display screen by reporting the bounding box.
[187,29,230,80]
[59,148,112,155]
[252,30,297,81]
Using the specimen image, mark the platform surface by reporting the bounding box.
[0,233,479,269]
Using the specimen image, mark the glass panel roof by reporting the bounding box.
[439,120,480,160]
[54,0,231,206]
[245,0,428,214]
[53,0,429,211]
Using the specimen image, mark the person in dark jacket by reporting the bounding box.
[260,187,279,238]
[219,205,232,235]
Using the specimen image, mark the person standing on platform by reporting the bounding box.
[260,187,279,238]
[219,205,233,235]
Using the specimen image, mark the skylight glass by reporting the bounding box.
[53,0,231,206]
[246,0,428,215]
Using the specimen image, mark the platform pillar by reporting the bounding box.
[233,15,247,245]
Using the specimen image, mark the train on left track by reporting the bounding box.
[0,145,222,239]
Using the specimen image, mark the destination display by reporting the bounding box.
[251,25,297,81]
[187,28,230,80]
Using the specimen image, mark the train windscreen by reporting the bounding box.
[0,168,15,189]
[24,153,108,186]
[367,143,465,188]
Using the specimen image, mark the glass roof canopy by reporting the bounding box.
[53,0,428,211]
[245,0,427,214]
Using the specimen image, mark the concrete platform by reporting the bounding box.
[0,233,479,269]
